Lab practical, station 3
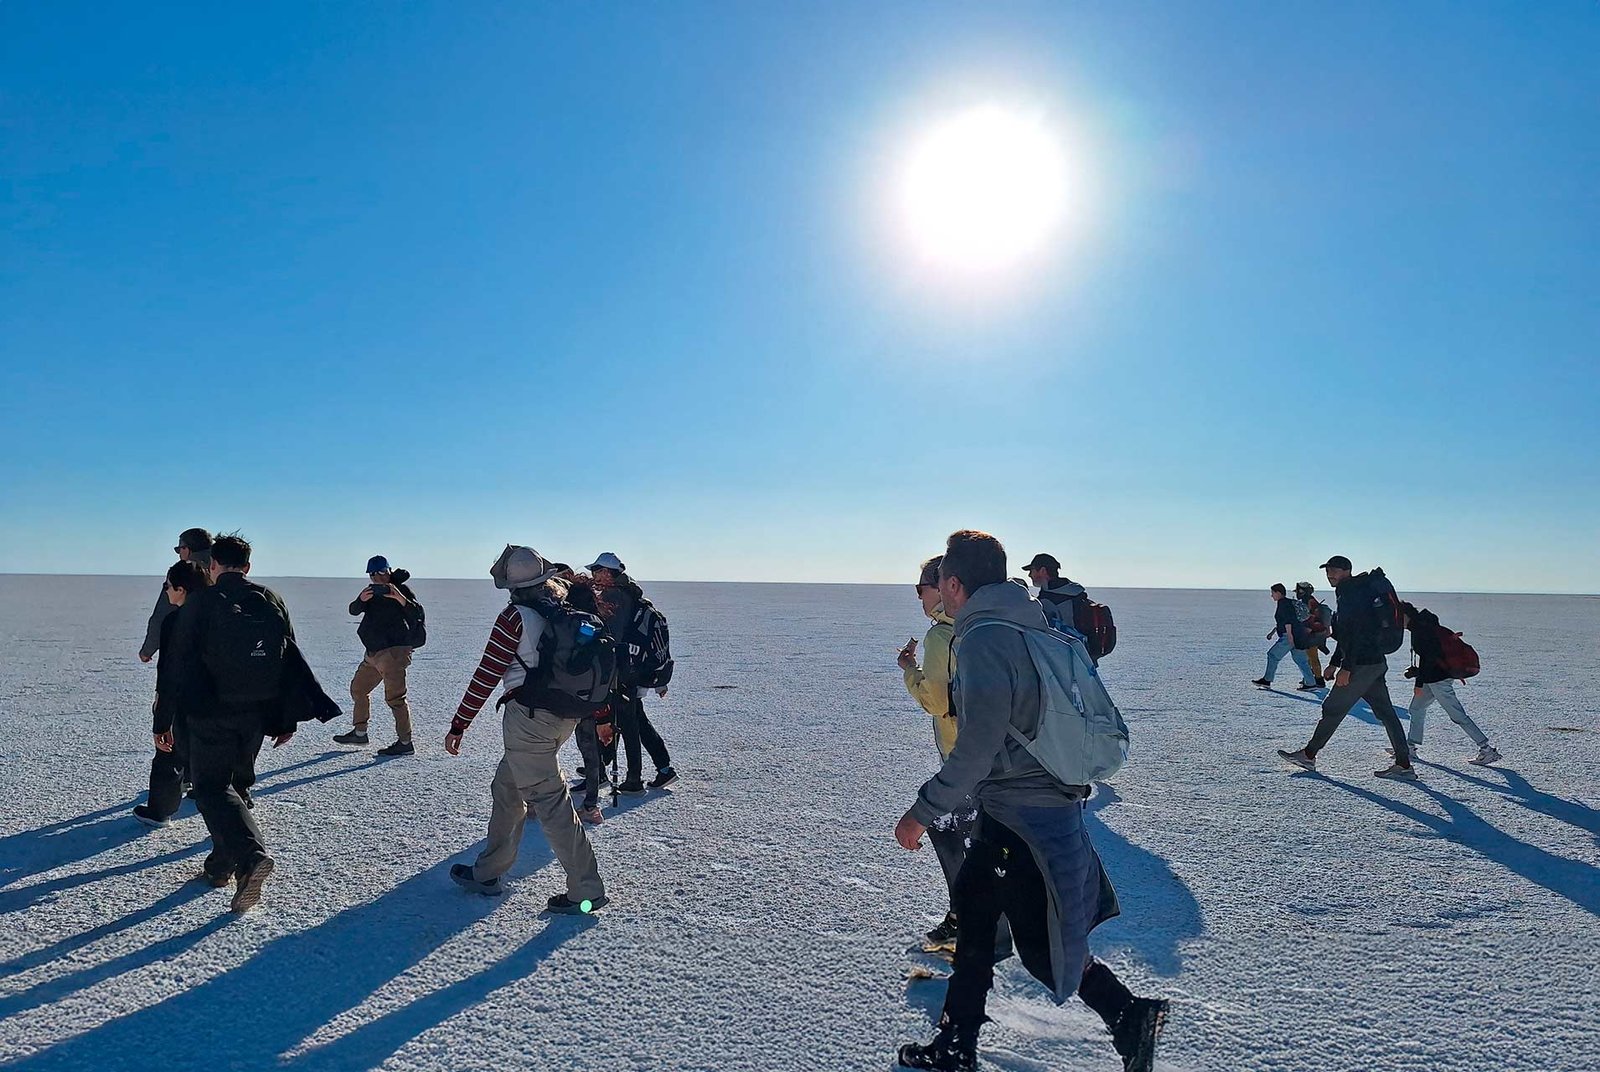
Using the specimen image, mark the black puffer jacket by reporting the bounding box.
[349,569,420,653]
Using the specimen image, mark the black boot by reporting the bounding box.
[925,911,959,947]
[896,1014,982,1071]
[1110,996,1170,1072]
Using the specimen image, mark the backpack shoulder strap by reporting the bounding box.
[960,617,1052,752]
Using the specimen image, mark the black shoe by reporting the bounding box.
[1251,678,1272,688]
[925,911,959,947]
[230,855,275,914]
[896,1014,981,1071]
[616,779,646,795]
[192,869,232,889]
[132,804,170,828]
[449,863,502,896]
[377,739,415,757]
[333,729,369,746]
[647,766,678,790]
[546,892,609,914]
[1111,997,1170,1072]
[1296,682,1320,691]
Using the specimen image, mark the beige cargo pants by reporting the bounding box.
[350,645,414,741]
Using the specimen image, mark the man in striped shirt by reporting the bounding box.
[444,545,607,913]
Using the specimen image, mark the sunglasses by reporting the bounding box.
[173,545,185,554]
[914,583,937,594]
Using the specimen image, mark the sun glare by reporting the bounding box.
[899,105,1070,275]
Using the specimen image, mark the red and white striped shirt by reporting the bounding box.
[451,605,523,734]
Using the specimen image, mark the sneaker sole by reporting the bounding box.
[1277,751,1316,772]
[547,895,609,915]
[1375,770,1419,781]
[230,857,275,914]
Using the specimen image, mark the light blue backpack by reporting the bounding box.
[965,618,1130,784]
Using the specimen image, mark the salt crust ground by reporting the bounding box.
[0,577,1596,1071]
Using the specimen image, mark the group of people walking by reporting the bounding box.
[133,530,676,918]
[1260,556,1501,778]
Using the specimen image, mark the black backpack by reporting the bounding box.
[500,600,618,719]
[1355,569,1406,656]
[405,598,427,649]
[202,585,289,704]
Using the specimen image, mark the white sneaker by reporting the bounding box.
[1375,763,1419,781]
[1277,748,1316,771]
[1468,745,1502,766]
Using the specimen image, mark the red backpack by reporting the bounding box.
[1072,596,1118,661]
[1435,624,1481,680]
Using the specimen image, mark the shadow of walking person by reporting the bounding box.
[1083,784,1206,977]
[1313,774,1599,917]
[1416,761,1600,841]
[0,834,580,1072]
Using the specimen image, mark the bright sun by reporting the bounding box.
[899,105,1070,274]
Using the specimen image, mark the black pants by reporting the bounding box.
[146,718,189,820]
[944,813,1130,1028]
[929,807,1015,958]
[189,709,269,878]
[617,694,670,780]
[1307,661,1410,763]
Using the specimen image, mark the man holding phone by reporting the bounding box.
[336,555,421,756]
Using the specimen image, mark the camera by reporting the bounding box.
[370,583,391,595]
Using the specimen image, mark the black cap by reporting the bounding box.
[1022,553,1061,572]
[1319,555,1353,571]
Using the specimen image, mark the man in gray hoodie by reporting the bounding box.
[138,528,212,662]
[894,530,1167,1072]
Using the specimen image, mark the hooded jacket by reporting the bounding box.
[1329,570,1388,669]
[904,608,957,758]
[1406,607,1452,686]
[911,578,1118,1003]
[911,579,1084,828]
[140,550,213,659]
[348,568,420,653]
[1037,578,1087,619]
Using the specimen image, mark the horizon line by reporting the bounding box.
[1,572,1595,598]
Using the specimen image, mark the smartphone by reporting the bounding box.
[370,583,391,595]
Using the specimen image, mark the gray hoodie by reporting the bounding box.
[911,579,1084,827]
[140,551,212,659]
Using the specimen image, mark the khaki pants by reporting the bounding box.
[1306,647,1323,680]
[350,646,413,741]
[472,700,605,900]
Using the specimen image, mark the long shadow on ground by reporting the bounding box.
[1311,773,1599,917]
[1417,761,1600,842]
[0,831,576,1072]
[1083,785,1205,977]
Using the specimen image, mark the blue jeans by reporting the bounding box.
[1264,636,1316,686]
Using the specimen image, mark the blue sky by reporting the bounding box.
[3,2,1597,591]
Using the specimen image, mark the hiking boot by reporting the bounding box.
[333,728,369,746]
[576,805,604,825]
[647,766,678,790]
[1375,763,1418,781]
[1252,678,1272,688]
[377,739,415,758]
[1296,682,1320,692]
[895,1014,981,1071]
[230,856,275,914]
[132,805,170,828]
[449,863,502,896]
[1110,996,1170,1072]
[546,892,608,914]
[1469,744,1502,766]
[1277,748,1316,771]
[615,778,647,796]
[925,911,959,947]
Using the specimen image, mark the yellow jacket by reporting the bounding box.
[903,610,959,758]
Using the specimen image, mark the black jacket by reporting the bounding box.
[1273,597,1299,639]
[349,570,420,653]
[600,576,674,690]
[1329,571,1386,669]
[266,640,343,737]
[1406,608,1451,686]
[152,603,209,735]
[171,572,295,722]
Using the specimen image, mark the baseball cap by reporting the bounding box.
[1318,555,1353,571]
[587,552,626,573]
[365,555,391,574]
[1021,553,1061,572]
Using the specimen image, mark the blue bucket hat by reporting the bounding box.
[365,555,391,575]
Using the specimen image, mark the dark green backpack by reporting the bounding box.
[203,586,289,704]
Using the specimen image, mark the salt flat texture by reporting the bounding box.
[0,577,1596,1071]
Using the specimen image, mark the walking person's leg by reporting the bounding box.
[519,708,605,902]
[1431,681,1490,748]
[1307,646,1323,682]
[190,718,268,880]
[471,707,534,882]
[1361,671,1413,767]
[634,697,672,773]
[1262,637,1291,683]
[1406,686,1436,747]
[147,724,187,819]
[616,697,644,784]
[1290,648,1316,687]
[574,716,605,811]
[378,646,414,743]
[348,655,379,735]
[1304,668,1373,757]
